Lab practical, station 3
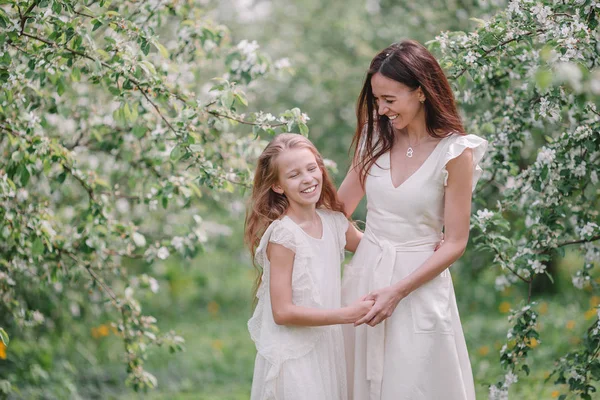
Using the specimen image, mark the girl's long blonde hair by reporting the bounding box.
[244,133,345,299]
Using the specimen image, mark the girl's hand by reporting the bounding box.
[355,284,406,327]
[434,232,445,251]
[343,299,375,324]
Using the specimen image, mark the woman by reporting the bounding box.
[339,40,487,400]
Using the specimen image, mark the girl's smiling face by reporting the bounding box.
[272,147,323,208]
[371,72,425,131]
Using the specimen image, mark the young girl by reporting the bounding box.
[245,133,372,400]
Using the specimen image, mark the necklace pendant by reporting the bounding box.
[406,147,414,158]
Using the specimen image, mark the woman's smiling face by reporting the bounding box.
[371,72,424,131]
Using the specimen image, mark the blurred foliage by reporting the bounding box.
[1,0,600,399]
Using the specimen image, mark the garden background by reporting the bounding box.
[1,0,599,399]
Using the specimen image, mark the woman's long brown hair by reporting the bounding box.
[352,39,465,186]
[244,133,345,301]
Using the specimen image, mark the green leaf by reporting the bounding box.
[19,166,30,186]
[469,17,487,27]
[141,39,150,56]
[123,103,132,122]
[132,126,146,138]
[71,68,81,82]
[170,145,183,161]
[234,92,248,107]
[220,91,234,108]
[32,238,44,256]
[52,0,62,13]
[153,41,169,58]
[535,69,553,90]
[0,328,8,345]
[210,78,229,91]
[92,19,103,32]
[298,122,309,136]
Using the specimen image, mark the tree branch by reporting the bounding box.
[20,0,40,35]
[61,164,95,202]
[65,252,119,304]
[20,32,181,137]
[492,244,531,284]
[557,235,600,248]
[207,110,287,128]
[453,29,545,79]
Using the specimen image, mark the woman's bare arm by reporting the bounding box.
[345,223,363,253]
[338,163,365,217]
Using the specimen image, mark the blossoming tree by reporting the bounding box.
[0,0,307,395]
[432,1,600,398]
[1,0,599,398]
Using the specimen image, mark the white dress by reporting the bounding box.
[249,209,350,400]
[341,133,488,400]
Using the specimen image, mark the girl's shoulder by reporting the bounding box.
[264,218,297,252]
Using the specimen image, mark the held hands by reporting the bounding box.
[349,234,441,328]
[344,299,375,324]
[354,284,406,327]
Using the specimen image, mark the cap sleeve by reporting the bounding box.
[268,222,296,253]
[442,134,488,192]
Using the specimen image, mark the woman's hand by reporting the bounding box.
[354,284,407,327]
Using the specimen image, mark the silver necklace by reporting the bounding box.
[406,137,422,158]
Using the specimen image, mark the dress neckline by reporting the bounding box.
[283,209,325,241]
[388,135,450,189]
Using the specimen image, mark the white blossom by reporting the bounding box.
[508,0,522,15]
[477,208,495,221]
[464,51,477,65]
[32,310,45,324]
[16,188,29,202]
[579,222,599,238]
[171,236,185,251]
[535,147,556,166]
[528,259,546,274]
[157,246,170,260]
[274,58,291,69]
[504,370,518,386]
[148,277,159,293]
[572,274,585,289]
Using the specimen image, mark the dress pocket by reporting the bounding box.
[409,270,453,334]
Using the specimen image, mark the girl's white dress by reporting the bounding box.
[249,209,350,400]
[342,133,487,400]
